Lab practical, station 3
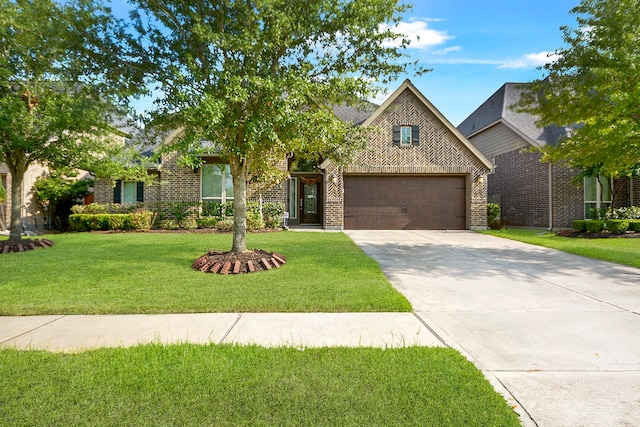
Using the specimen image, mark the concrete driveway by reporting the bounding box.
[346,230,640,427]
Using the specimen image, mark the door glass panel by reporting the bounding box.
[288,178,297,219]
[304,184,317,215]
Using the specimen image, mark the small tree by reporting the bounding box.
[0,0,146,242]
[33,174,93,230]
[519,0,640,178]
[131,0,421,254]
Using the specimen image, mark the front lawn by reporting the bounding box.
[0,345,521,426]
[0,231,411,315]
[482,228,640,268]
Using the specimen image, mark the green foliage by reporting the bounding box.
[605,219,629,234]
[130,0,424,252]
[33,176,93,207]
[487,203,501,229]
[130,209,156,232]
[0,0,145,239]
[0,178,5,203]
[628,220,640,232]
[585,220,605,233]
[262,202,285,229]
[573,220,589,232]
[69,214,133,231]
[195,217,218,229]
[518,0,640,177]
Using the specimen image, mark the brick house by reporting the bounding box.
[95,79,492,230]
[458,82,640,229]
[0,162,48,233]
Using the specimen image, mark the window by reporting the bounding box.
[401,126,412,145]
[114,181,143,204]
[287,177,297,219]
[201,164,234,202]
[392,125,420,146]
[584,175,611,218]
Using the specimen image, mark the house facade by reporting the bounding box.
[458,83,639,229]
[95,80,492,230]
[0,162,48,233]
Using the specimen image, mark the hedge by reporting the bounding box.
[69,214,133,232]
[605,219,629,234]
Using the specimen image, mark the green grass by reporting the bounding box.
[482,228,640,268]
[0,345,521,426]
[0,232,411,315]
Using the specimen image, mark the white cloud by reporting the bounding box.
[498,51,559,69]
[433,46,462,55]
[382,20,453,50]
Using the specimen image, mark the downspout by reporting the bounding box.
[548,163,553,231]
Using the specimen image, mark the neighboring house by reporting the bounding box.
[0,122,136,234]
[95,79,492,230]
[0,162,47,233]
[458,82,640,229]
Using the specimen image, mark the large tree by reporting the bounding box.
[520,0,640,178]
[131,0,420,254]
[0,0,144,242]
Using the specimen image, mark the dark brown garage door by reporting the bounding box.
[344,176,466,230]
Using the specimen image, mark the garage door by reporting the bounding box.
[344,176,466,230]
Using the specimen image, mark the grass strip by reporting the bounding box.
[0,232,411,315]
[0,345,520,426]
[482,228,640,268]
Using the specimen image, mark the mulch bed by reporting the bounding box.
[0,238,55,254]
[556,230,640,239]
[192,249,286,275]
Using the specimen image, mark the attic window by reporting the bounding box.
[393,125,420,146]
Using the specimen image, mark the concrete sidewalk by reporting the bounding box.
[0,312,444,351]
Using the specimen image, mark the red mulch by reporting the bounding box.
[0,238,55,254]
[192,249,286,275]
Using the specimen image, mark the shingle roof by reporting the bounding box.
[332,102,377,125]
[457,83,566,147]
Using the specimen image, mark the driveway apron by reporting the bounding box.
[346,230,640,427]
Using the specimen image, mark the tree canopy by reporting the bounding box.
[520,0,640,178]
[0,0,146,240]
[131,0,422,253]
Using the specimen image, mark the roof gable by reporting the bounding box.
[458,83,567,148]
[364,79,492,169]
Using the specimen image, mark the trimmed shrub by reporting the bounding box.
[585,220,605,233]
[628,220,640,232]
[605,219,629,234]
[158,219,180,230]
[216,218,234,231]
[69,214,132,231]
[573,220,589,232]
[196,217,219,229]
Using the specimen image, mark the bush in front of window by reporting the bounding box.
[605,219,629,234]
[585,220,605,233]
[628,220,640,232]
[69,214,133,231]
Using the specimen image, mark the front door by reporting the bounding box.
[300,176,322,224]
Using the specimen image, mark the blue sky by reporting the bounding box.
[385,1,580,125]
[115,0,580,126]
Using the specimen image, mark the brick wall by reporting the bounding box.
[0,162,47,233]
[550,163,583,228]
[490,150,549,227]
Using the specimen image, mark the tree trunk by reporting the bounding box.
[7,160,27,241]
[229,156,249,253]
